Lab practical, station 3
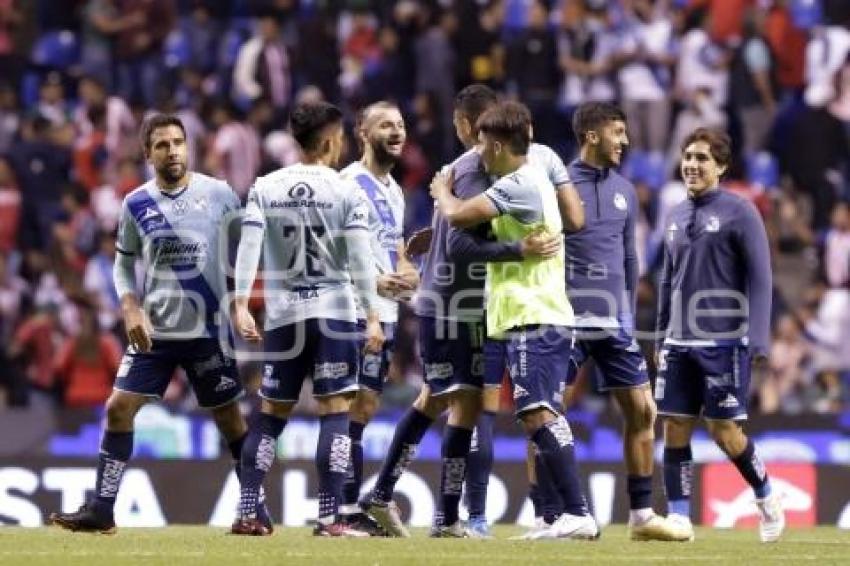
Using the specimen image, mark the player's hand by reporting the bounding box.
[124,306,152,353]
[364,313,385,354]
[751,353,769,371]
[377,273,416,299]
[234,305,262,343]
[429,167,454,200]
[405,227,433,258]
[520,231,561,259]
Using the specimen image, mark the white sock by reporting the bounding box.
[629,508,654,524]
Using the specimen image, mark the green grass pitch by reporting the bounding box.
[1,526,847,565]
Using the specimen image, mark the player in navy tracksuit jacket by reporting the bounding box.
[656,127,785,543]
[558,102,690,542]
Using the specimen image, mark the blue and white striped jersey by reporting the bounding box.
[116,173,240,339]
[340,161,405,323]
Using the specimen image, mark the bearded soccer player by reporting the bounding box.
[49,114,266,533]
[230,101,383,537]
[656,127,784,542]
[432,100,598,540]
[358,86,573,538]
[337,101,419,533]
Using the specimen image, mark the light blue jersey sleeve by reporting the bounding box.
[343,188,378,312]
[116,199,142,256]
[529,143,571,187]
[235,184,264,297]
[483,169,544,224]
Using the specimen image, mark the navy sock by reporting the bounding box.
[535,451,564,523]
[228,433,247,476]
[93,431,134,514]
[465,411,495,519]
[529,483,542,518]
[239,413,286,518]
[438,425,473,527]
[663,446,693,517]
[531,417,586,517]
[627,474,653,510]
[316,412,350,523]
[731,439,771,499]
[342,420,366,511]
[372,408,433,503]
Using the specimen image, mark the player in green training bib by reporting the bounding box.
[430,101,597,539]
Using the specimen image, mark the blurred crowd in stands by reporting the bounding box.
[0,0,848,416]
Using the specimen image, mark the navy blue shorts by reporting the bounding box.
[357,321,396,393]
[655,345,751,420]
[566,327,649,391]
[419,316,484,396]
[115,338,243,408]
[505,325,572,416]
[483,338,508,388]
[260,318,359,402]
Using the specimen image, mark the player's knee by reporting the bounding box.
[706,420,744,455]
[663,415,694,446]
[413,386,443,418]
[210,402,246,439]
[105,394,138,430]
[350,391,380,423]
[635,397,657,432]
[519,407,555,437]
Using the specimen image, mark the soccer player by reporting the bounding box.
[522,101,690,541]
[656,127,784,542]
[453,129,585,537]
[230,101,383,537]
[337,101,419,533]
[432,100,598,540]
[49,114,263,533]
[358,86,567,538]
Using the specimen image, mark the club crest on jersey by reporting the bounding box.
[172,199,188,216]
[193,196,209,211]
[705,215,721,232]
[613,192,627,210]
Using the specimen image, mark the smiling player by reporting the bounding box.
[656,127,784,543]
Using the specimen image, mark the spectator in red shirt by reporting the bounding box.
[8,304,63,404]
[0,155,19,253]
[54,304,121,407]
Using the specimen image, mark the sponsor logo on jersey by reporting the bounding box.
[314,362,349,380]
[288,182,315,200]
[424,362,453,381]
[513,384,529,399]
[215,375,237,392]
[193,196,209,211]
[269,198,333,210]
[718,393,740,409]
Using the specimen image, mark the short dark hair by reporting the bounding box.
[476,101,532,155]
[289,101,343,153]
[140,114,187,152]
[572,102,626,145]
[681,127,732,168]
[454,84,499,134]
